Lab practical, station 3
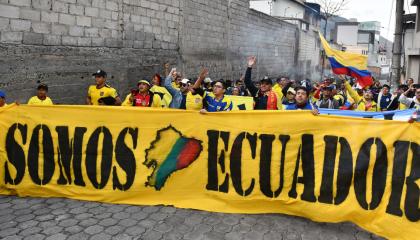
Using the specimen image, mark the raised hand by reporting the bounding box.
[247,56,257,68]
[199,68,209,79]
[169,68,177,77]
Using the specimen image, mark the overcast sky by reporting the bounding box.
[250,0,417,40]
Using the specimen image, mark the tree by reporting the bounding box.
[316,0,348,80]
[316,0,349,39]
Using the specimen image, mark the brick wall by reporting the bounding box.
[0,0,320,104]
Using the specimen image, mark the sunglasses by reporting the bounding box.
[181,83,189,87]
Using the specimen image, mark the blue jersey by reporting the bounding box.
[286,102,313,110]
[203,92,233,112]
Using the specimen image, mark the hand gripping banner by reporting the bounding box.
[0,104,419,240]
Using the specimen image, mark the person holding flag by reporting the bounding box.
[340,75,378,112]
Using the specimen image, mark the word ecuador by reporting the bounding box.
[206,130,419,222]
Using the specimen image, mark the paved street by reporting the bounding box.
[0,195,383,240]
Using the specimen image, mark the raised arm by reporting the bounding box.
[192,68,209,90]
[164,63,170,77]
[399,87,414,107]
[164,68,180,97]
[244,56,258,97]
[340,75,361,103]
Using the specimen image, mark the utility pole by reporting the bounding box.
[391,0,404,86]
[320,17,328,82]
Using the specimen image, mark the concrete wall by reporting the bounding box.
[407,56,420,83]
[0,0,320,104]
[271,0,305,19]
[403,5,420,83]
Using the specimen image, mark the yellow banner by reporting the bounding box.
[230,96,254,110]
[0,104,419,240]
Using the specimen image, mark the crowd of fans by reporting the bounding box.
[0,56,419,120]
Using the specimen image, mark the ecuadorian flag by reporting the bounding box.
[319,33,373,88]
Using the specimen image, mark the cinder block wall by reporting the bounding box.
[0,0,320,104]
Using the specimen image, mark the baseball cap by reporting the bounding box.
[260,76,273,85]
[181,79,190,85]
[37,83,48,91]
[137,80,151,86]
[204,78,212,83]
[0,90,5,98]
[93,69,107,77]
[287,87,296,94]
[321,86,334,91]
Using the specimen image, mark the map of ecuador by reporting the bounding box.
[143,126,203,190]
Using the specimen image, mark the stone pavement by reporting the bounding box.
[0,195,383,240]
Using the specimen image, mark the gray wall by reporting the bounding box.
[0,0,320,104]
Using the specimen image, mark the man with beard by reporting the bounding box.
[163,68,204,110]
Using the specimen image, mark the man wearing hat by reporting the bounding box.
[163,67,204,110]
[27,83,54,105]
[203,77,213,93]
[244,56,282,110]
[0,90,6,107]
[87,70,121,106]
[131,80,162,108]
[315,85,339,109]
[282,87,296,106]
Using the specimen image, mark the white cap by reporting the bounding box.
[204,77,212,83]
[181,79,190,84]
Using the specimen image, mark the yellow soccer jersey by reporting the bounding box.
[88,85,118,105]
[27,96,53,105]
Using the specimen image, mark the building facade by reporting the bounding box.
[402,0,420,83]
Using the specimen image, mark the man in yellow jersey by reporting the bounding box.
[164,67,204,110]
[149,73,172,108]
[342,76,378,112]
[86,70,121,106]
[27,84,53,105]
